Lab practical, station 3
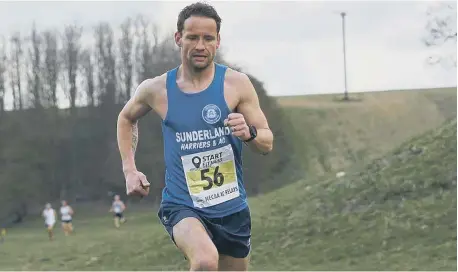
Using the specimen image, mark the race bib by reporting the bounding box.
[182,144,239,208]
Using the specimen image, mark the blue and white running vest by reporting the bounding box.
[160,63,247,217]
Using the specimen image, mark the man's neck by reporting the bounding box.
[180,62,215,86]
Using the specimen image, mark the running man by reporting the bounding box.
[0,227,5,243]
[117,2,273,271]
[42,203,56,241]
[109,194,126,228]
[60,200,74,236]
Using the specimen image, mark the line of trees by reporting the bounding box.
[0,16,184,113]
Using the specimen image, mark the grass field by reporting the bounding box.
[0,114,455,270]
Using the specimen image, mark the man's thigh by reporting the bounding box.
[172,217,218,263]
[211,207,252,263]
[64,222,73,230]
[218,254,249,271]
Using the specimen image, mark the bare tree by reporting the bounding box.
[424,2,457,67]
[60,24,82,200]
[27,23,43,109]
[80,48,95,107]
[8,63,17,111]
[61,24,82,112]
[151,34,181,76]
[39,28,61,205]
[94,22,116,107]
[42,29,60,108]
[118,17,134,103]
[134,15,154,83]
[0,36,6,113]
[10,32,24,110]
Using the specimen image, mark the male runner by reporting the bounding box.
[109,194,126,228]
[60,200,74,236]
[42,203,56,241]
[0,227,6,243]
[117,2,273,271]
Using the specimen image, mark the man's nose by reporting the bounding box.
[195,38,205,50]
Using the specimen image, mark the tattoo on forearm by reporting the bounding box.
[132,122,138,154]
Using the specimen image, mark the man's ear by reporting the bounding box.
[216,33,221,49]
[175,31,182,47]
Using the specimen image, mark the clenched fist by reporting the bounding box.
[224,113,250,141]
[124,170,150,197]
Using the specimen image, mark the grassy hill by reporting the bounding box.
[249,117,456,270]
[277,87,457,175]
[0,118,455,270]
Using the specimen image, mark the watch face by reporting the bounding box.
[244,125,257,142]
[251,125,257,137]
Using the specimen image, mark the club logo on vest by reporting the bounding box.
[202,104,221,124]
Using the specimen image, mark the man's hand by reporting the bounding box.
[124,170,150,197]
[224,113,251,141]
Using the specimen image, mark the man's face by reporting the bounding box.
[175,16,220,71]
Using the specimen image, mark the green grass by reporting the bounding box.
[0,118,455,270]
[248,118,456,270]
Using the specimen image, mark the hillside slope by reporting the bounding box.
[277,87,457,175]
[249,118,457,270]
[0,119,455,271]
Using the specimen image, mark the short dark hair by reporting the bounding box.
[177,2,222,33]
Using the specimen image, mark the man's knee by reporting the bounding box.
[172,217,219,271]
[218,254,249,271]
[190,251,219,271]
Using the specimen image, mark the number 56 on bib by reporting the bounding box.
[181,144,240,208]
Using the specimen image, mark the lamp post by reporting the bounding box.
[340,12,349,101]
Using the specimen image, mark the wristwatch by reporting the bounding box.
[244,125,258,142]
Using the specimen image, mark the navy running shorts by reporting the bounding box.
[157,204,252,258]
[114,212,123,218]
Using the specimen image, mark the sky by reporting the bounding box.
[0,0,456,100]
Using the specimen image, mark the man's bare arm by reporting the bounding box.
[236,73,274,155]
[132,122,138,154]
[117,79,155,173]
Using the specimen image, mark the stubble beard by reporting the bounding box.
[188,54,214,73]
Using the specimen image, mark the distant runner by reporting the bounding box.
[0,227,5,243]
[109,195,126,228]
[60,200,74,236]
[42,203,56,241]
